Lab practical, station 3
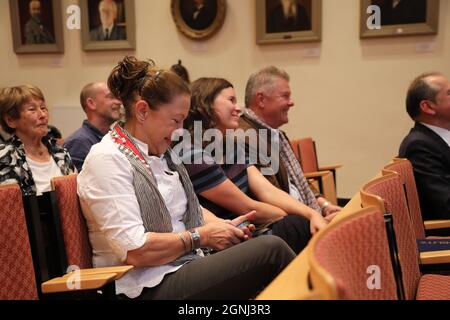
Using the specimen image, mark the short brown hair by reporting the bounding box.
[0,85,45,134]
[406,72,442,120]
[185,77,234,134]
[108,56,190,121]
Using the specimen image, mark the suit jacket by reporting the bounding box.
[89,24,126,41]
[378,0,426,25]
[399,122,450,220]
[266,3,311,33]
[24,17,54,44]
[183,2,217,30]
[238,113,321,198]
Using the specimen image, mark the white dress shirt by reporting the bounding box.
[421,122,450,147]
[78,134,193,298]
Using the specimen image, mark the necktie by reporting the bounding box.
[104,28,109,40]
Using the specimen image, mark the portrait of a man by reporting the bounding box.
[372,0,427,25]
[266,0,312,33]
[180,0,218,30]
[20,0,55,44]
[89,0,127,41]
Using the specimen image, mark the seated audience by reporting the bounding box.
[239,66,341,220]
[178,77,328,253]
[64,82,122,171]
[0,85,76,195]
[399,72,450,220]
[77,56,295,300]
[170,60,191,84]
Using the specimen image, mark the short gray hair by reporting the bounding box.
[245,66,290,108]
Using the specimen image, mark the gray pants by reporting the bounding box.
[130,235,295,300]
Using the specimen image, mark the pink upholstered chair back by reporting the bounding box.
[361,174,420,300]
[0,184,38,300]
[383,159,425,239]
[309,206,398,300]
[290,137,318,173]
[51,174,92,270]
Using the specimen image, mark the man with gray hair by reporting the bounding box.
[399,72,450,219]
[90,0,126,41]
[239,66,341,221]
[64,82,122,171]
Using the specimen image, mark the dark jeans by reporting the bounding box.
[270,214,312,254]
[125,235,295,300]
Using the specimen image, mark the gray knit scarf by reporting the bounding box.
[111,123,204,266]
[244,110,321,212]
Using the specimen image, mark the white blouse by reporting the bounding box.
[77,134,194,299]
[26,156,63,195]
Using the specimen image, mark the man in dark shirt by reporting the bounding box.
[24,0,55,44]
[64,82,122,171]
[399,72,450,220]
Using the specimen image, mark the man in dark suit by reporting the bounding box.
[24,0,55,44]
[399,72,450,220]
[90,0,126,41]
[266,0,311,33]
[376,0,426,25]
[182,0,217,30]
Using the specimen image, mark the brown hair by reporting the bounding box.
[406,72,442,120]
[108,56,190,121]
[0,85,45,134]
[184,77,233,134]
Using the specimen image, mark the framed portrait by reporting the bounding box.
[81,0,136,51]
[9,0,64,54]
[256,0,322,44]
[171,0,227,40]
[360,0,439,38]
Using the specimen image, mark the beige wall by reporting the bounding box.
[1,0,449,198]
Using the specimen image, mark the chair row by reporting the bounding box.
[257,158,450,300]
[0,174,133,300]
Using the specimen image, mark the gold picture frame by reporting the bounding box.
[81,0,136,51]
[9,0,64,54]
[256,0,322,45]
[360,0,439,38]
[171,0,227,40]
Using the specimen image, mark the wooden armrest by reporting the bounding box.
[424,219,450,230]
[420,250,450,265]
[42,273,117,294]
[319,164,342,171]
[63,265,134,280]
[257,248,315,300]
[304,170,332,179]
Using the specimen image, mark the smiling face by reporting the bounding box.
[212,87,241,132]
[6,97,49,140]
[141,94,190,156]
[259,77,294,129]
[92,82,122,123]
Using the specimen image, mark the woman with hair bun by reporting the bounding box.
[77,56,294,300]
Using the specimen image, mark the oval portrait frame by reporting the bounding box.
[171,0,227,40]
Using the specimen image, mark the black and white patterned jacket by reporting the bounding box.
[0,135,76,195]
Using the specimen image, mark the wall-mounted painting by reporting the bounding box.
[81,0,136,51]
[171,0,227,40]
[9,0,64,54]
[256,0,322,44]
[360,0,439,38]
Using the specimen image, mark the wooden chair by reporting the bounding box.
[290,137,341,204]
[360,173,450,300]
[383,158,450,237]
[308,206,399,299]
[43,174,133,296]
[0,184,39,300]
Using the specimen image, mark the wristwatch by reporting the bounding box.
[188,229,201,249]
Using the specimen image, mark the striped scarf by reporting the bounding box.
[244,110,320,212]
[110,123,204,266]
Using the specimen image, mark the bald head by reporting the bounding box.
[29,0,41,18]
